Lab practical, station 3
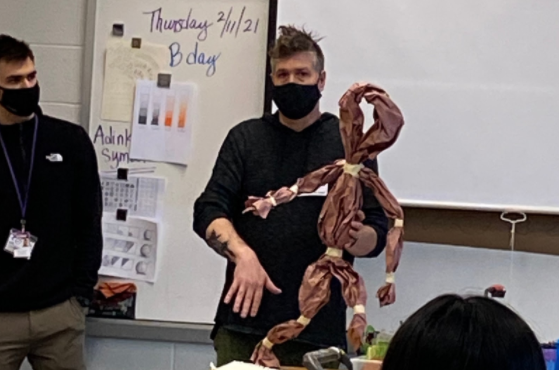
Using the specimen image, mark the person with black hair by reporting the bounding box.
[382,294,546,370]
[0,34,102,370]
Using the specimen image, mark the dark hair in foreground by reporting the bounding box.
[382,294,546,370]
[0,34,34,65]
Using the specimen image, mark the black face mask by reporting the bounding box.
[0,83,40,117]
[272,82,322,120]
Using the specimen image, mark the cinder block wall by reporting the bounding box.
[0,0,86,124]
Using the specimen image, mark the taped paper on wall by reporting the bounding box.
[100,214,159,282]
[130,80,197,165]
[100,174,165,219]
[101,39,168,122]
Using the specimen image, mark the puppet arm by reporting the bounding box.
[359,166,404,306]
[243,161,344,219]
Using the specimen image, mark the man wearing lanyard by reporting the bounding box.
[0,35,102,370]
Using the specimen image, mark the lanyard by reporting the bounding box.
[0,116,38,231]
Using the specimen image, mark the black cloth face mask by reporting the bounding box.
[0,83,40,117]
[272,82,322,120]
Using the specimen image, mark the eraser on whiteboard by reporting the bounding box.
[112,23,124,37]
[131,37,142,49]
[116,209,128,221]
[157,73,172,88]
[117,168,129,180]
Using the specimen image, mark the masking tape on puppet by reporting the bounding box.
[386,272,395,284]
[289,184,299,194]
[326,247,343,258]
[394,218,404,228]
[297,315,311,326]
[353,304,366,314]
[268,196,277,207]
[343,162,364,177]
[262,337,274,349]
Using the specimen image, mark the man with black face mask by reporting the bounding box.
[0,35,102,370]
[194,26,388,367]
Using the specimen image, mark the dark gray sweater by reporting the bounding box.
[193,112,388,348]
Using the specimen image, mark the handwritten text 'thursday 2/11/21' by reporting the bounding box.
[143,6,262,77]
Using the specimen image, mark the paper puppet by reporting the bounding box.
[244,83,405,368]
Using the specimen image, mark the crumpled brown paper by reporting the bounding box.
[96,281,137,299]
[244,83,405,368]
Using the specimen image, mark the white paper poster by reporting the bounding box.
[130,80,196,165]
[100,174,165,219]
[100,214,159,282]
[101,39,168,122]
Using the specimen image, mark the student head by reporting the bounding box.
[269,25,326,120]
[0,34,39,122]
[382,294,545,370]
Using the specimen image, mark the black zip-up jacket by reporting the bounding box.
[193,113,388,348]
[0,110,102,312]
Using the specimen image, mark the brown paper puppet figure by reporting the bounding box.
[243,82,405,368]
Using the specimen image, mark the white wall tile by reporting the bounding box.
[41,103,82,125]
[33,45,83,104]
[85,338,174,370]
[0,0,86,45]
[20,340,215,370]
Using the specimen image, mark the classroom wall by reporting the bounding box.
[3,1,558,370]
[0,0,86,124]
[20,339,215,370]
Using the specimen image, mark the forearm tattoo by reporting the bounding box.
[206,230,235,261]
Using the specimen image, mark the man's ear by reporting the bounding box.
[318,71,326,92]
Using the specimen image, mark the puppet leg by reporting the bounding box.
[251,260,333,368]
[330,262,368,350]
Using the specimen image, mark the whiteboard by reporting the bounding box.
[278,0,559,214]
[87,0,272,323]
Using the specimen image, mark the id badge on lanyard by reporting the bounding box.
[0,116,39,259]
[5,228,38,259]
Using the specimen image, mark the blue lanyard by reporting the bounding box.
[0,116,38,231]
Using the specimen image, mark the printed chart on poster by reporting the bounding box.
[100,174,165,219]
[100,214,159,282]
[130,80,197,166]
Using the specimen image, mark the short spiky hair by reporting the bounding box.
[269,25,324,72]
[0,34,34,64]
